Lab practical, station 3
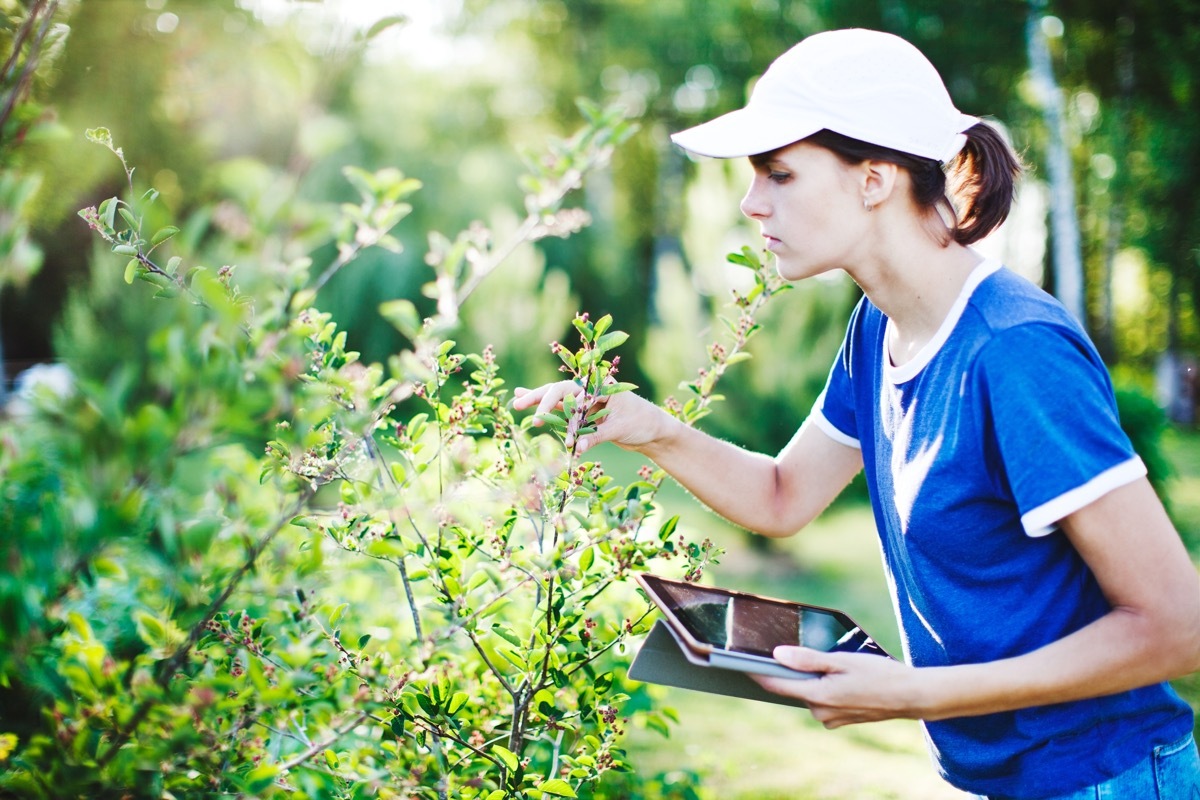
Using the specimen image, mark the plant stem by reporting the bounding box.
[276,711,370,772]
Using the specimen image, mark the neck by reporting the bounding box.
[846,226,983,366]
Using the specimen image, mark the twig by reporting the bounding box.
[0,0,57,136]
[277,710,370,772]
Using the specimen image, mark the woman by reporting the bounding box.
[513,29,1200,799]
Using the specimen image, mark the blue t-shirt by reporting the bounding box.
[812,259,1193,797]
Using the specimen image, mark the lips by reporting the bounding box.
[762,234,782,252]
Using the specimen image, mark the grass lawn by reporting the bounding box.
[615,424,1200,800]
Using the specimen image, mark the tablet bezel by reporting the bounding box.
[634,572,892,665]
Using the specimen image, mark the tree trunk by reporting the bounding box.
[1026,1,1086,326]
[1095,12,1135,363]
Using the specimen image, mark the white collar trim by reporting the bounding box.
[884,258,1001,384]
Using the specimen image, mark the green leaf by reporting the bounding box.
[600,381,637,396]
[92,557,125,580]
[324,749,339,769]
[592,314,612,337]
[571,315,594,341]
[447,691,469,715]
[118,207,139,230]
[99,197,118,230]
[492,745,519,772]
[594,331,628,352]
[491,625,522,647]
[367,538,408,559]
[534,688,556,715]
[366,14,407,39]
[134,611,167,648]
[657,515,680,542]
[66,611,93,640]
[243,764,279,793]
[539,779,577,797]
[726,245,760,268]
[112,244,138,256]
[466,571,490,593]
[85,127,113,148]
[379,298,421,338]
[496,645,527,670]
[150,226,179,246]
[124,259,138,284]
[535,412,567,430]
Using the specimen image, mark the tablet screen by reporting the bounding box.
[639,575,887,659]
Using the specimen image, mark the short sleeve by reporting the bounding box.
[810,300,867,449]
[975,323,1145,536]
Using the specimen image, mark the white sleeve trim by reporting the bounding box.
[1020,456,1147,537]
[809,405,861,449]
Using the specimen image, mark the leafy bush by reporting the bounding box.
[0,98,796,798]
[1115,383,1173,500]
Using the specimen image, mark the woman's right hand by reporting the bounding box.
[511,381,674,456]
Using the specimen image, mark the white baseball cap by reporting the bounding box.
[670,28,979,163]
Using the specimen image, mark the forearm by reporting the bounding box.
[915,596,1200,722]
[633,416,859,538]
[633,416,793,535]
[513,381,860,537]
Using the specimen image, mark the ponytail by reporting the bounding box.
[946,121,1022,246]
[805,122,1023,246]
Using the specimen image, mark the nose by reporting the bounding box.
[740,174,768,219]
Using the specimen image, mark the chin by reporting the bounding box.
[774,257,826,283]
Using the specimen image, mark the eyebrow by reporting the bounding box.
[749,150,784,169]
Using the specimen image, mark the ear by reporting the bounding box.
[860,160,899,209]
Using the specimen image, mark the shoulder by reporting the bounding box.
[969,266,1082,339]
[962,267,1102,368]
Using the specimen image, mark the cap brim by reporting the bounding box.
[670,107,823,159]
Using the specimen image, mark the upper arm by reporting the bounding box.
[1059,478,1200,668]
[766,418,864,536]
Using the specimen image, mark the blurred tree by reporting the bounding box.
[0,0,73,397]
[1014,0,1200,369]
[1026,1,1086,325]
[462,0,1037,450]
[13,0,1200,441]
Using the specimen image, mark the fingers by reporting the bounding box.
[756,648,916,728]
[773,645,838,674]
[512,381,582,424]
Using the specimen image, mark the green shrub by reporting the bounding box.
[0,107,759,799]
[1115,383,1173,502]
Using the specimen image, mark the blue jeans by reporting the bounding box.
[971,732,1200,800]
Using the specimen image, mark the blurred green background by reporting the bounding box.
[3,1,1199,797]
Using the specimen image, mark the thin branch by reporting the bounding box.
[277,710,370,772]
[563,608,654,678]
[0,0,45,83]
[465,628,515,697]
[0,0,58,141]
[365,435,424,640]
[442,577,534,640]
[97,391,411,768]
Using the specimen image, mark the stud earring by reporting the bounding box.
[863,199,874,212]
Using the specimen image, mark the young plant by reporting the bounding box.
[3,97,781,799]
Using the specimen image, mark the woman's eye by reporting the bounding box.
[768,171,791,183]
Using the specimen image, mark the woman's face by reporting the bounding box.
[739,140,868,282]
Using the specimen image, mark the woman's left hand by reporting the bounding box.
[752,647,924,728]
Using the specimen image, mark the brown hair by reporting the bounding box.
[805,122,1022,246]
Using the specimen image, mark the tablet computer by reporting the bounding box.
[635,573,893,679]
